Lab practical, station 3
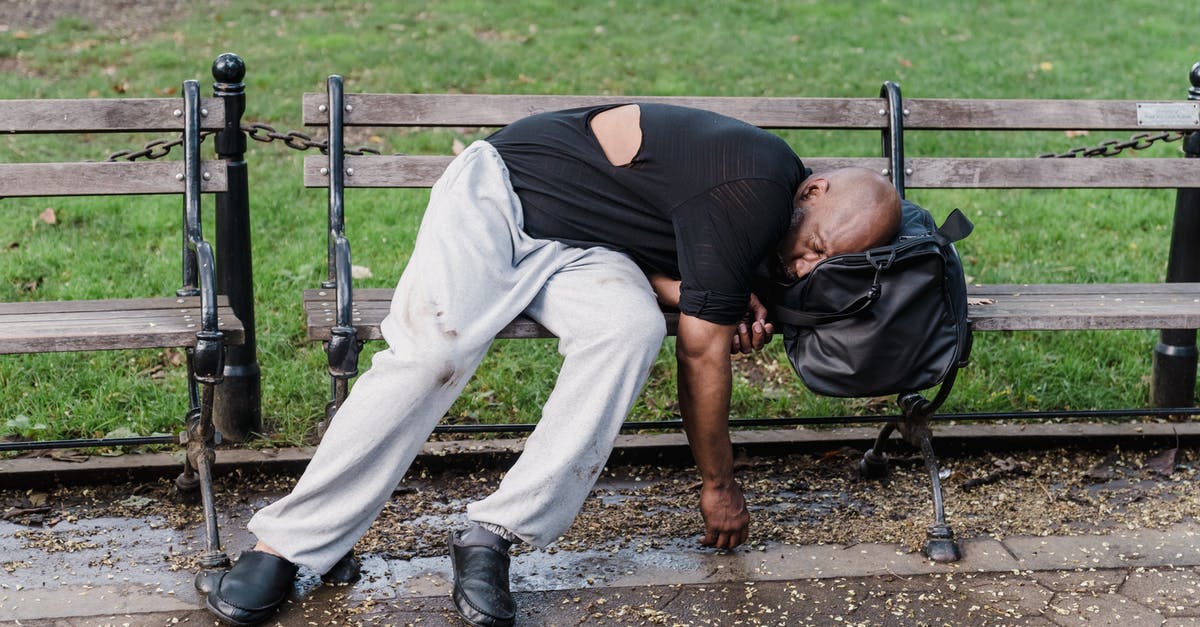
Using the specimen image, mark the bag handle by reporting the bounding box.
[772,287,879,326]
[771,247,895,326]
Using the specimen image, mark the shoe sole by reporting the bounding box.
[204,593,278,627]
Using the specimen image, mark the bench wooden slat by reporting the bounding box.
[0,161,228,197]
[302,93,890,129]
[970,283,1200,330]
[905,99,1200,131]
[969,283,1200,296]
[0,98,226,133]
[0,297,244,354]
[302,155,890,189]
[302,283,1200,341]
[304,155,1200,190]
[0,296,233,315]
[906,157,1200,189]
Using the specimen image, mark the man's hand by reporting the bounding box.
[731,292,774,354]
[699,481,750,550]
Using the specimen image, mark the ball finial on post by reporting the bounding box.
[1189,61,1200,100]
[212,53,246,86]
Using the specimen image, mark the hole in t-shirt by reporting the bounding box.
[590,104,642,167]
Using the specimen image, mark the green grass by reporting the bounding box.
[2,0,1198,444]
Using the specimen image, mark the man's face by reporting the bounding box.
[775,197,882,283]
[775,207,827,282]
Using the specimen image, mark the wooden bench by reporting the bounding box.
[0,81,243,569]
[300,76,1200,562]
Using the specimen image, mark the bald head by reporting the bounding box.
[799,167,901,248]
[776,167,902,281]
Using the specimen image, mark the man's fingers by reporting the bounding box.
[736,323,754,354]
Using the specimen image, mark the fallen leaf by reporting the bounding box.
[38,207,57,225]
[1142,447,1177,477]
[28,493,48,507]
[351,264,373,279]
[1065,130,1090,138]
[49,450,89,463]
[898,57,913,68]
[967,297,995,306]
[451,138,466,155]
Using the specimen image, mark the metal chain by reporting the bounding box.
[105,123,382,161]
[1039,130,1188,158]
[243,122,382,155]
[111,125,1186,161]
[105,131,215,161]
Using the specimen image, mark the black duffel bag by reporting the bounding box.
[769,199,973,398]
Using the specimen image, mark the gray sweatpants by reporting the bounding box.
[248,141,667,572]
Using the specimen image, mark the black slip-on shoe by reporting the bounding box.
[204,550,298,626]
[449,530,515,627]
[321,550,362,585]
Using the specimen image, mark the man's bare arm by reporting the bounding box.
[676,313,749,550]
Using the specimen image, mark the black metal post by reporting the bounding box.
[879,81,905,198]
[1150,61,1200,410]
[210,53,261,441]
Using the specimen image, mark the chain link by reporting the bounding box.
[105,132,215,162]
[104,123,382,161]
[1039,130,1188,158]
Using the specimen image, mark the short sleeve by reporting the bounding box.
[672,179,793,325]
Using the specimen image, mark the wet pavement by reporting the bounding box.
[3,426,1200,626]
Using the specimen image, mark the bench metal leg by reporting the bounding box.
[859,422,896,479]
[915,429,961,563]
[859,410,960,562]
[319,376,350,439]
[896,393,962,563]
[175,354,230,569]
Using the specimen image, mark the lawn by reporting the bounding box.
[1,0,1198,444]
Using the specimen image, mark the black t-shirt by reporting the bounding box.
[487,103,805,325]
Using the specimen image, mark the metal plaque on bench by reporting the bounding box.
[1136,102,1200,128]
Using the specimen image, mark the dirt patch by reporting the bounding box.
[0,0,201,36]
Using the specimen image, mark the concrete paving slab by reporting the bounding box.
[1030,568,1128,593]
[1003,522,1200,571]
[958,575,1055,619]
[1044,590,1165,626]
[1119,566,1200,618]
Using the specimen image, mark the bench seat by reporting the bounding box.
[0,297,244,355]
[304,282,1200,342]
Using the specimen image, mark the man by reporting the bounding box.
[202,103,901,626]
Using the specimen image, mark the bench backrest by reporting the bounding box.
[900,98,1200,189]
[0,82,231,298]
[0,96,228,197]
[302,90,1200,192]
[300,91,895,189]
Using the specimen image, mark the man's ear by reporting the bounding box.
[797,177,829,202]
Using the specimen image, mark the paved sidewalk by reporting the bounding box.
[4,520,1200,626]
[3,427,1199,626]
